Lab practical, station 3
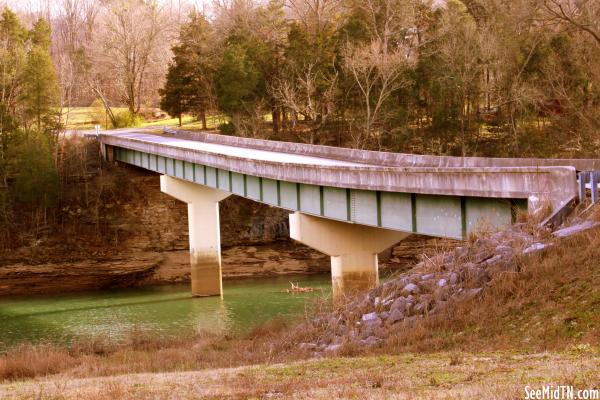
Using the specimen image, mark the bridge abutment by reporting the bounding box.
[289,212,409,300]
[160,176,231,297]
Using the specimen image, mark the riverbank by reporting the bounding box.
[0,242,329,297]
[2,350,597,399]
[0,233,452,297]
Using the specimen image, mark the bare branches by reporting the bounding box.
[344,39,413,148]
[270,63,338,143]
[286,0,342,36]
[543,0,600,46]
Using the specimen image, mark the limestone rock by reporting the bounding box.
[390,297,411,313]
[449,272,459,285]
[361,336,381,347]
[523,243,548,254]
[361,312,379,322]
[553,221,599,238]
[387,309,405,324]
[324,344,342,353]
[402,283,420,294]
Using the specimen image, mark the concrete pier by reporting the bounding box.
[160,176,230,296]
[289,212,409,299]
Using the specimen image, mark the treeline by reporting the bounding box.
[161,0,600,156]
[0,8,62,243]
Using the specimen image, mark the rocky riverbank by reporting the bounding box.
[300,215,600,354]
[0,236,451,296]
[0,241,331,296]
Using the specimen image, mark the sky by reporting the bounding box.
[1,0,210,15]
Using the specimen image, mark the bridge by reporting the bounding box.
[98,128,600,299]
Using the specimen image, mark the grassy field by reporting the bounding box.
[1,351,597,399]
[61,107,226,131]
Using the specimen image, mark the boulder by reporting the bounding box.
[553,221,599,238]
[523,242,548,254]
[421,273,435,281]
[298,342,317,351]
[485,254,502,265]
[360,336,381,347]
[449,272,459,285]
[361,312,378,321]
[402,283,420,294]
[324,344,342,353]
[495,245,513,255]
[387,308,405,324]
[390,297,411,313]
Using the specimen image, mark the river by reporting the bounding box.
[0,275,330,351]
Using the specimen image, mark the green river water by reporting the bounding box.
[0,275,331,351]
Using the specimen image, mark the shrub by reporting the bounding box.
[112,110,143,128]
[218,121,235,135]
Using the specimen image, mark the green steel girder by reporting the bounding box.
[114,146,524,240]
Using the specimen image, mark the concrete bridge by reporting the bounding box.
[98,128,600,299]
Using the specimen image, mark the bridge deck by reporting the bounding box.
[98,129,583,239]
[108,131,370,167]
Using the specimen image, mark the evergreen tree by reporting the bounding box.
[215,41,262,117]
[160,61,188,127]
[160,13,215,129]
[0,8,27,191]
[20,18,59,132]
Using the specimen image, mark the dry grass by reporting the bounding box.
[0,344,77,381]
[1,351,598,399]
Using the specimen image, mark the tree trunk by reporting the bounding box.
[281,107,288,130]
[92,88,117,127]
[178,114,182,127]
[200,109,207,130]
[272,108,280,135]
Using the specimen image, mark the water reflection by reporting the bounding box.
[0,275,330,350]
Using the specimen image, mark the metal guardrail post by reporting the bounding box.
[578,171,589,202]
[591,172,599,204]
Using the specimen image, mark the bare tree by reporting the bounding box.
[543,0,600,47]
[344,39,413,149]
[286,0,341,37]
[435,7,484,156]
[100,0,168,116]
[271,63,338,143]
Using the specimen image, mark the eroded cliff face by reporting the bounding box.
[0,163,329,296]
[111,167,292,252]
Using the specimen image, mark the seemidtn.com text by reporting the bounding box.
[525,386,600,400]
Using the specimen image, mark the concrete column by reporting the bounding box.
[289,212,409,300]
[160,175,231,297]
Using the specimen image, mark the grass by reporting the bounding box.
[61,107,125,130]
[1,351,598,399]
[61,107,227,131]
